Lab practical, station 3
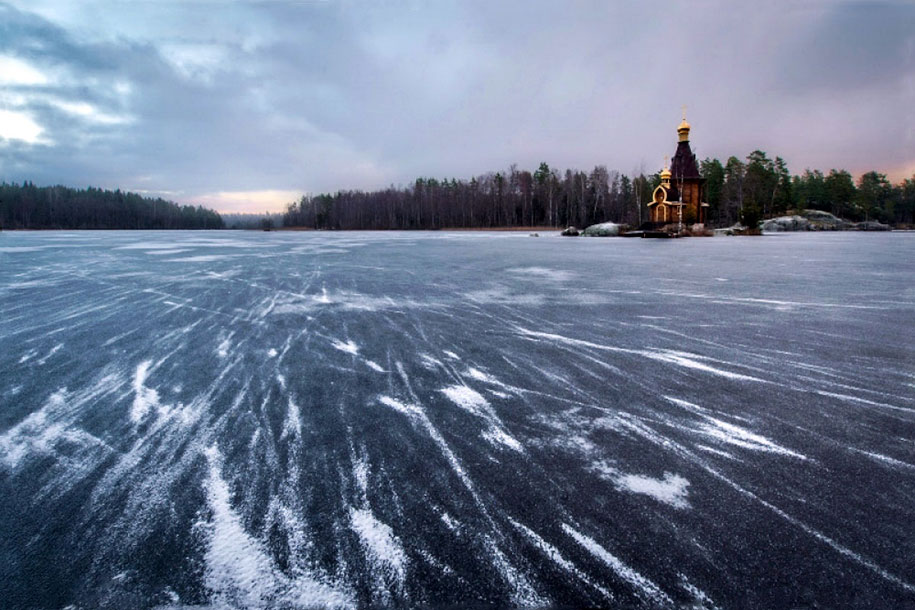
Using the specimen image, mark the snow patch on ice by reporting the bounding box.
[700,417,806,460]
[507,266,573,281]
[216,337,231,358]
[615,472,691,509]
[645,350,764,382]
[816,390,915,414]
[0,246,47,252]
[202,446,353,609]
[353,457,369,496]
[364,360,386,372]
[695,444,739,460]
[332,339,359,355]
[418,353,442,370]
[440,385,523,452]
[440,512,458,531]
[131,361,161,422]
[465,286,546,306]
[482,427,524,452]
[664,396,805,459]
[378,395,421,417]
[440,385,488,415]
[36,343,64,365]
[281,397,301,439]
[349,507,407,588]
[130,361,192,426]
[517,327,765,382]
[466,367,513,391]
[165,254,239,263]
[145,248,190,255]
[664,396,709,415]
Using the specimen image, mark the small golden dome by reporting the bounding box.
[660,167,671,180]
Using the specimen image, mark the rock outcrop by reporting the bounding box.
[582,222,622,237]
[761,215,810,232]
[560,226,580,236]
[801,210,850,230]
[853,221,891,231]
[713,224,746,236]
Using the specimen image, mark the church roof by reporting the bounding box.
[669,140,701,180]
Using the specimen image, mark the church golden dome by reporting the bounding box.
[660,166,671,180]
[677,106,691,141]
[677,118,690,141]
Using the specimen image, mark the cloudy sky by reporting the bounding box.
[1,1,913,213]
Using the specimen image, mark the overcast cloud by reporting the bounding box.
[1,0,912,212]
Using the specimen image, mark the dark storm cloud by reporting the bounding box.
[0,1,912,212]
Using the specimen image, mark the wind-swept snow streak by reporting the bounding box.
[507,518,612,601]
[377,392,542,606]
[665,396,806,459]
[332,339,360,355]
[562,523,674,607]
[349,507,408,591]
[439,385,523,452]
[516,327,765,382]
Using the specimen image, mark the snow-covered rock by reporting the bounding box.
[761,215,810,232]
[582,222,621,237]
[713,224,746,236]
[853,220,891,231]
[560,226,580,236]
[801,210,849,230]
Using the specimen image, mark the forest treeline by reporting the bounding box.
[283,153,915,230]
[0,182,223,230]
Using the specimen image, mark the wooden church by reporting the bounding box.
[647,111,708,226]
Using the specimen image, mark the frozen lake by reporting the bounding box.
[1,230,914,609]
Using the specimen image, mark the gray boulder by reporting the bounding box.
[560,226,580,236]
[582,222,621,237]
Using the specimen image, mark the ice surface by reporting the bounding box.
[1,230,914,609]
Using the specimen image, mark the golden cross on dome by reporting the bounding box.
[681,105,687,121]
[664,155,669,167]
